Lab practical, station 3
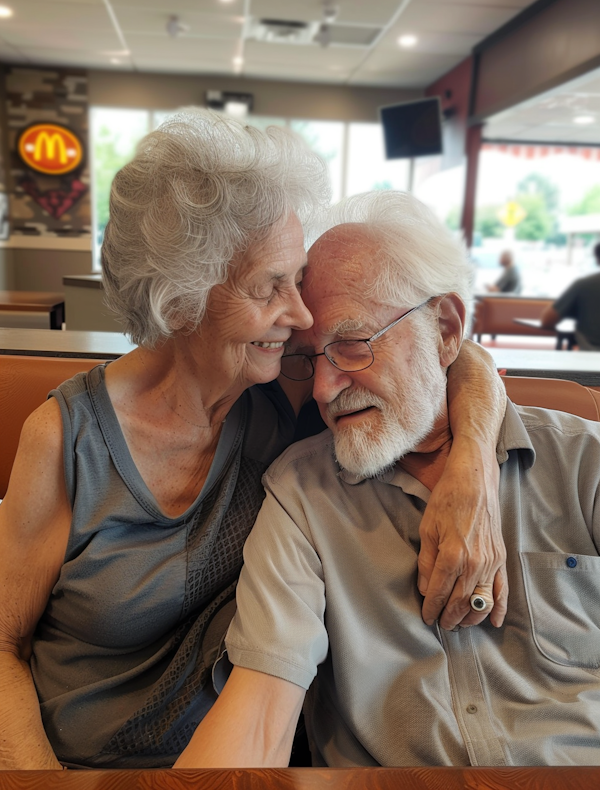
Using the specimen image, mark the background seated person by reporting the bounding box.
[485,249,521,294]
[540,242,600,350]
[176,191,600,769]
[0,116,506,770]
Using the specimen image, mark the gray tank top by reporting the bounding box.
[30,364,295,768]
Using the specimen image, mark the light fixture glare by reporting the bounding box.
[0,6,13,18]
[573,115,595,125]
[398,34,417,48]
[225,101,248,118]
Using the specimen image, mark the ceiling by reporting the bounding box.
[484,66,600,145]
[0,0,535,89]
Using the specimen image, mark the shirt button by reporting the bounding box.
[566,556,578,568]
[466,704,478,714]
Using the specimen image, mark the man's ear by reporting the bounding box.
[435,293,466,367]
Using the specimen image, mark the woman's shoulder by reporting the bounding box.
[51,363,105,403]
[3,397,70,524]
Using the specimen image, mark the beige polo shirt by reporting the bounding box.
[226,402,600,766]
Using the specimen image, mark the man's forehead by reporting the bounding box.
[308,223,378,263]
[305,228,380,298]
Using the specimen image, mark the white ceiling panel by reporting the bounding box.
[458,0,533,7]
[242,60,349,83]
[250,0,401,26]
[115,8,243,38]
[110,0,244,11]
[244,40,366,69]
[126,32,238,60]
[376,30,482,56]
[46,0,104,4]
[23,47,131,67]
[358,46,460,74]
[0,0,543,91]
[1,1,113,29]
[0,40,28,61]
[134,58,236,75]
[5,28,123,50]
[391,1,524,37]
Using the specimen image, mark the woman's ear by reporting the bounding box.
[435,293,466,368]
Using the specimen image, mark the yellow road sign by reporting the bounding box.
[498,201,527,227]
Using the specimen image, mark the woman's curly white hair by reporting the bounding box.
[102,108,331,347]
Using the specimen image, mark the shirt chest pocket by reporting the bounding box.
[521,552,600,671]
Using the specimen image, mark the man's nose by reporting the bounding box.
[312,354,353,406]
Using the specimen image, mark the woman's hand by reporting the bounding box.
[418,433,508,630]
[419,340,508,630]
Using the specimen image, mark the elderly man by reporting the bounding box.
[175,192,600,769]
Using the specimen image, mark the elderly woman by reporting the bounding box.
[0,110,505,770]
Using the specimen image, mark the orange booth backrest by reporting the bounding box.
[2,361,600,501]
[503,375,600,421]
[0,355,103,499]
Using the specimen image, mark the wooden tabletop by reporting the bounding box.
[513,317,576,333]
[0,767,599,790]
[0,327,135,359]
[487,348,600,387]
[0,291,65,311]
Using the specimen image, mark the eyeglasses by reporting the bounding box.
[280,299,430,381]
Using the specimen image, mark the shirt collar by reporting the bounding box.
[495,398,536,469]
[338,398,536,492]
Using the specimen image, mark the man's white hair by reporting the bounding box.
[314,190,474,333]
[102,108,331,347]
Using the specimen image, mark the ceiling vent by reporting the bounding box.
[322,24,380,47]
[248,18,320,45]
[247,18,381,47]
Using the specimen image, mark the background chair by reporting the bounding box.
[502,375,600,421]
[0,355,103,499]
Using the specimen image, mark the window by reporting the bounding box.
[91,110,423,268]
[346,123,409,196]
[290,120,345,203]
[472,144,600,296]
[90,108,150,267]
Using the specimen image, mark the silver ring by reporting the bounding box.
[470,594,488,612]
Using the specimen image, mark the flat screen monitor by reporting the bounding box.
[379,97,443,160]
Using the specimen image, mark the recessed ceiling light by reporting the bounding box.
[233,56,243,67]
[573,115,595,125]
[110,58,121,64]
[0,6,13,18]
[398,34,417,48]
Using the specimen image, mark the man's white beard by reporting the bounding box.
[326,326,448,478]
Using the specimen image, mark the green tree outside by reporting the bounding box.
[514,172,559,242]
[514,193,553,241]
[569,184,600,215]
[93,125,137,239]
[476,205,504,238]
[517,173,560,212]
[92,110,150,248]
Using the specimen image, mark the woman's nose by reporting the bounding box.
[282,287,313,331]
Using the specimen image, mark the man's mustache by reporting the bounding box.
[326,388,386,421]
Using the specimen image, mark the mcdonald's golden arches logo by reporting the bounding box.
[17,123,83,175]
